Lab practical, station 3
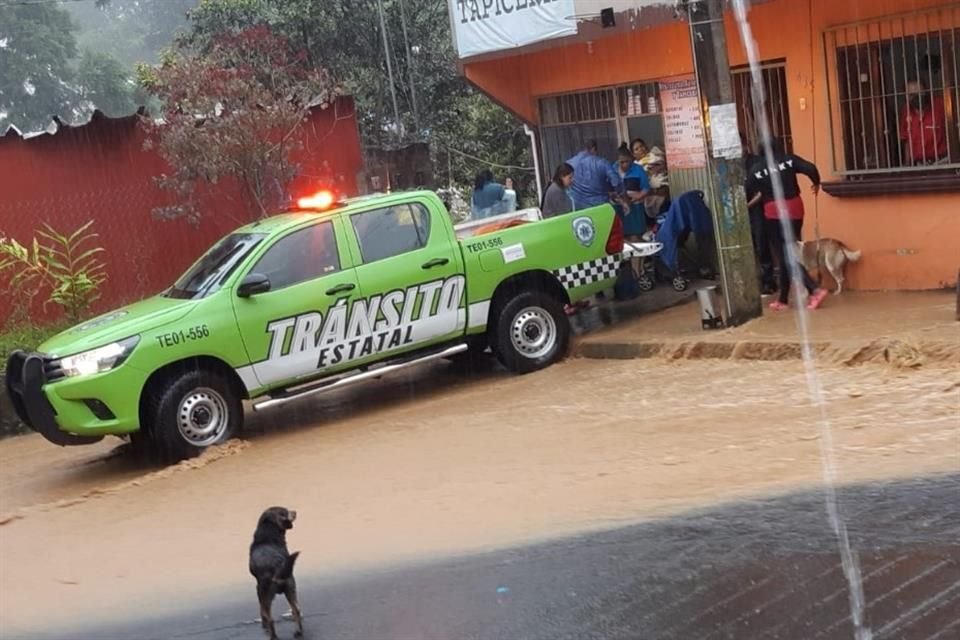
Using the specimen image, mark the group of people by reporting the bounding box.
[541,139,655,226]
[471,139,662,299]
[470,133,833,312]
[542,139,665,284]
[471,137,661,255]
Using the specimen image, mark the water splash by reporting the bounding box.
[729,2,871,638]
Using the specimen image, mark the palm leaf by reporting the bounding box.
[66,220,96,244]
[72,247,105,263]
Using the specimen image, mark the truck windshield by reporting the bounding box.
[166,233,266,299]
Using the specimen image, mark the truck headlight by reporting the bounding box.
[57,336,140,378]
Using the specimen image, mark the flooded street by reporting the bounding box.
[1,355,957,638]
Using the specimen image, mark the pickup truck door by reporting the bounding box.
[232,218,362,389]
[344,200,466,359]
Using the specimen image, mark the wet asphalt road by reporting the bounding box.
[29,473,959,640]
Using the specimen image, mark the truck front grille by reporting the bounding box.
[43,358,65,382]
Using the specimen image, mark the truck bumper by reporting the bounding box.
[4,351,103,446]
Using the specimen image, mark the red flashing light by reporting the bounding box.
[606,214,624,255]
[297,190,336,210]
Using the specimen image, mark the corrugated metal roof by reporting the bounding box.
[1,96,350,145]
[1,107,149,143]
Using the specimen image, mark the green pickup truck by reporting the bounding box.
[5,190,624,461]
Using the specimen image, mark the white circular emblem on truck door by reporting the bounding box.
[572,216,596,247]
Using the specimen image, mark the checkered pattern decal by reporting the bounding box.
[554,254,620,289]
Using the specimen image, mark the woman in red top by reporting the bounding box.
[746,138,828,311]
[900,80,949,166]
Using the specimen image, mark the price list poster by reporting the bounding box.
[658,75,707,169]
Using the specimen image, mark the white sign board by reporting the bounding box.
[450,0,577,59]
[658,74,707,169]
[708,103,743,159]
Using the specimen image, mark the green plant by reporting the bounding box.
[0,236,44,315]
[0,221,107,323]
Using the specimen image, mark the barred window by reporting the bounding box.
[539,88,620,176]
[824,5,960,174]
[540,89,616,126]
[732,61,793,155]
[616,83,661,117]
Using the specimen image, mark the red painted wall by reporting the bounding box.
[0,97,362,324]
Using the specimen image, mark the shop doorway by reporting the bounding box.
[619,82,666,151]
[626,116,665,151]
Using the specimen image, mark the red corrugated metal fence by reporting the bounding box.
[0,97,363,325]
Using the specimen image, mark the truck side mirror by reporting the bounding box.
[237,273,271,298]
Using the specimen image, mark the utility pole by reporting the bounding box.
[397,0,421,135]
[686,0,761,326]
[377,0,403,141]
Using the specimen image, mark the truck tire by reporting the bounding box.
[491,290,570,374]
[143,368,242,462]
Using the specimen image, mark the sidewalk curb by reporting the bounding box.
[574,338,959,366]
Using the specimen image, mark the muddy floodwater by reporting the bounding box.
[0,356,957,636]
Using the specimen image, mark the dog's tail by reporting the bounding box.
[841,246,862,262]
[274,551,300,582]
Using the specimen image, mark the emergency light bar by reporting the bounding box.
[296,190,337,210]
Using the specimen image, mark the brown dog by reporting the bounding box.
[249,506,303,639]
[797,238,861,294]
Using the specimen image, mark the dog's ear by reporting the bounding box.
[259,506,285,529]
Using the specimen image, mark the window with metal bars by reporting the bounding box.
[540,89,617,126]
[616,83,661,117]
[824,5,960,175]
[539,89,620,177]
[731,61,793,155]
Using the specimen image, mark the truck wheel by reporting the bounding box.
[144,369,242,462]
[491,291,570,374]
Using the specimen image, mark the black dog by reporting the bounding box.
[249,506,303,639]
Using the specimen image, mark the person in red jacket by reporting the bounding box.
[900,79,949,166]
[746,138,828,311]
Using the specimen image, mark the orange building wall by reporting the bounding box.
[464,0,960,291]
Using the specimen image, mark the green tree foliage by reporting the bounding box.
[182,0,534,196]
[76,51,139,117]
[71,0,198,66]
[0,4,80,132]
[0,1,142,132]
